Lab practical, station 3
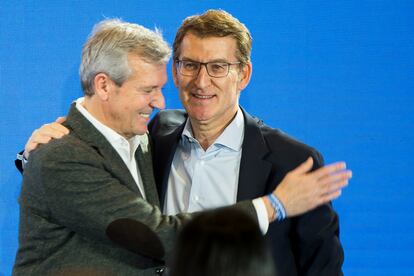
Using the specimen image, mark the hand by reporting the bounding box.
[23,117,69,159]
[266,157,352,220]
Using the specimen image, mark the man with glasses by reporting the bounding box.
[17,10,348,275]
[149,10,346,275]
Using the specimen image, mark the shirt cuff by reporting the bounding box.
[16,152,28,169]
[252,198,269,234]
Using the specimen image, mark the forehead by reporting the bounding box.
[126,53,167,85]
[179,33,238,61]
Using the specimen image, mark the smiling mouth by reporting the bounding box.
[192,93,214,99]
[139,113,151,118]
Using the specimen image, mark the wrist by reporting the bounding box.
[23,150,29,160]
[263,196,276,222]
[267,193,286,221]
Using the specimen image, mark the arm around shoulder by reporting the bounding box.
[21,137,192,256]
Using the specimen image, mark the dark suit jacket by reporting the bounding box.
[13,104,258,275]
[148,108,344,276]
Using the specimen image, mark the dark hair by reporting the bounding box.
[169,208,275,276]
[173,9,252,64]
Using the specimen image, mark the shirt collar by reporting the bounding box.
[182,108,245,152]
[75,97,142,151]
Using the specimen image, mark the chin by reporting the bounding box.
[132,127,147,136]
[191,114,213,123]
[188,108,213,120]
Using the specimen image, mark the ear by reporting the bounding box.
[237,62,252,91]
[171,62,179,88]
[93,73,115,101]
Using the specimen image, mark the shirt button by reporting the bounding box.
[200,160,205,165]
[194,195,199,202]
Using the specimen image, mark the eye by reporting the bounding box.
[182,61,198,71]
[141,87,153,93]
[209,63,227,73]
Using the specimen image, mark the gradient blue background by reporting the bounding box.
[1,1,413,275]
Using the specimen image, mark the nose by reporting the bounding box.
[194,64,211,89]
[150,90,165,110]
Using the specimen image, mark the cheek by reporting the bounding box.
[223,85,240,104]
[179,77,193,90]
[120,101,133,112]
[179,89,190,101]
[127,95,147,110]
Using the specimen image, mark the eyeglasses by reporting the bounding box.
[175,59,241,78]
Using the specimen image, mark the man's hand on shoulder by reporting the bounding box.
[263,157,352,221]
[276,157,351,217]
[24,117,69,159]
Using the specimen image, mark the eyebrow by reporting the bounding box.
[138,85,164,90]
[180,57,230,63]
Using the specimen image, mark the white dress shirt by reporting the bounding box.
[164,108,269,233]
[75,97,146,199]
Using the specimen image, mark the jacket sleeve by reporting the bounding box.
[15,150,24,174]
[21,137,256,256]
[292,150,344,276]
[20,138,189,255]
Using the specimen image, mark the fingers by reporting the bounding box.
[319,189,342,204]
[311,169,350,203]
[24,129,54,156]
[311,161,346,179]
[24,134,52,159]
[32,132,54,143]
[320,178,349,198]
[23,121,69,158]
[49,122,69,138]
[315,170,351,205]
[36,123,69,139]
[319,170,352,188]
[272,159,351,218]
[24,142,41,159]
[55,116,67,124]
[290,157,313,174]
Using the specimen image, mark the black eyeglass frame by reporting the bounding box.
[175,59,242,78]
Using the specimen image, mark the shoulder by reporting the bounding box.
[243,110,323,165]
[151,109,187,126]
[28,134,100,168]
[149,109,187,135]
[263,126,317,154]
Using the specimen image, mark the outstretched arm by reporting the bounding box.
[267,153,347,275]
[265,157,351,219]
[17,117,350,219]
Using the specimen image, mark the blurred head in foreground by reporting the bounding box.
[169,208,276,276]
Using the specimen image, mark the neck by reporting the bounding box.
[82,96,133,140]
[190,109,238,151]
[82,96,103,122]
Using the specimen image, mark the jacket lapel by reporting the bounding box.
[151,108,273,205]
[136,134,160,207]
[156,123,184,208]
[237,108,273,201]
[65,104,143,197]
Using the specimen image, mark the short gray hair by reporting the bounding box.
[80,19,171,96]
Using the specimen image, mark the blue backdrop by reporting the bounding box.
[1,1,413,275]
